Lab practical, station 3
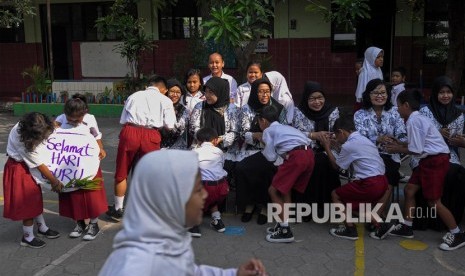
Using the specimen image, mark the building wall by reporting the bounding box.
[0,43,44,100]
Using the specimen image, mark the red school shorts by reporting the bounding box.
[203,178,229,211]
[334,175,388,211]
[272,148,315,195]
[114,124,161,182]
[409,153,449,200]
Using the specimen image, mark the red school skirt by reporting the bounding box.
[3,158,43,220]
[59,168,108,220]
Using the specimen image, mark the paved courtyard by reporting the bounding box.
[0,112,464,276]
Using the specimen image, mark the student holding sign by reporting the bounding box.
[57,98,108,241]
[3,112,64,249]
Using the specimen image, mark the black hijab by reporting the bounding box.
[428,76,462,127]
[166,78,187,119]
[299,81,336,132]
[248,78,283,132]
[201,77,230,135]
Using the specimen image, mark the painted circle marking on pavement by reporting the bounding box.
[399,240,428,250]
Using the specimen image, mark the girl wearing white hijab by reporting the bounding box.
[355,47,384,103]
[264,71,295,122]
[99,150,266,276]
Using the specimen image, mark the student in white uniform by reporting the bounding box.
[354,47,384,108]
[3,112,63,248]
[203,52,238,103]
[107,75,176,221]
[191,128,229,237]
[234,61,263,107]
[386,90,465,251]
[182,69,205,114]
[99,150,266,276]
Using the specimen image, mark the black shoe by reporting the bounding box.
[20,237,46,249]
[365,223,377,233]
[188,226,202,238]
[83,223,100,241]
[266,226,294,243]
[241,212,253,223]
[257,214,267,225]
[330,225,358,240]
[37,228,60,239]
[389,223,414,238]
[210,218,226,232]
[106,205,124,222]
[69,220,86,238]
[439,232,465,251]
[266,223,280,234]
[370,222,396,240]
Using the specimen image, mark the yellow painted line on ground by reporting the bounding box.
[43,199,59,204]
[0,196,3,201]
[354,224,365,276]
[399,239,428,251]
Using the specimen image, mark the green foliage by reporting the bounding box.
[305,0,371,30]
[21,65,51,95]
[0,0,35,28]
[95,0,154,80]
[202,0,274,50]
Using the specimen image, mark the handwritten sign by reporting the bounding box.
[31,125,100,192]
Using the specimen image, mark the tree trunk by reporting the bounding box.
[446,0,465,94]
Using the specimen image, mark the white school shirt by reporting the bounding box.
[336,131,385,180]
[55,113,102,139]
[119,86,176,129]
[406,111,450,159]
[390,83,405,106]
[6,123,43,169]
[234,82,251,107]
[203,72,238,100]
[193,142,228,181]
[182,91,205,114]
[262,121,311,162]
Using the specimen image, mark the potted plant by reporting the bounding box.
[21,65,52,101]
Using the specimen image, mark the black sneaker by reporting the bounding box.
[388,223,414,238]
[266,226,294,243]
[439,232,465,251]
[20,237,46,249]
[69,220,86,238]
[83,223,100,241]
[106,205,124,221]
[210,218,226,233]
[369,222,396,240]
[266,223,280,234]
[37,228,60,239]
[188,226,202,238]
[330,225,358,240]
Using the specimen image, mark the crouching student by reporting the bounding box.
[191,128,229,237]
[320,114,395,240]
[385,90,465,251]
[257,105,314,243]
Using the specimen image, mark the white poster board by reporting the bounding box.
[80,42,130,78]
[31,125,100,192]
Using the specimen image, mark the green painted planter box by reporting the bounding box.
[13,103,123,118]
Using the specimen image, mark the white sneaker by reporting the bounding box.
[82,223,100,241]
[69,221,86,238]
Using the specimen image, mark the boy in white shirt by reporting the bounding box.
[258,105,314,243]
[386,90,465,251]
[203,52,238,103]
[191,128,229,237]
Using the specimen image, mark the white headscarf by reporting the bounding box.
[264,71,295,123]
[99,150,199,276]
[355,47,384,101]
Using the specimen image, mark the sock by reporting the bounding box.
[211,211,221,220]
[403,220,412,227]
[450,227,460,234]
[35,214,49,233]
[23,225,34,242]
[90,218,98,224]
[280,221,289,227]
[115,196,125,210]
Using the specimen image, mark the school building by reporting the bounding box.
[0,0,446,105]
